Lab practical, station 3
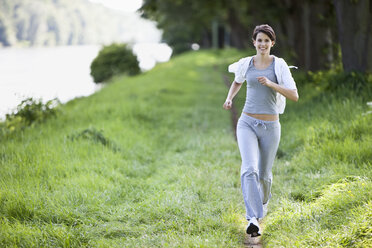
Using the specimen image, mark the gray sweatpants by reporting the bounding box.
[236,113,281,220]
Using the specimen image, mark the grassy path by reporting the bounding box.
[217,64,263,248]
[218,67,239,140]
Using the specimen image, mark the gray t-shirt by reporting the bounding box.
[243,58,278,114]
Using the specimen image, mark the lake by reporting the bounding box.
[0,44,172,120]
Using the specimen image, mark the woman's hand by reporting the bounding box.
[223,81,243,109]
[223,99,232,110]
[257,76,299,101]
[257,76,274,87]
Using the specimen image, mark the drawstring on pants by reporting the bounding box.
[253,120,267,129]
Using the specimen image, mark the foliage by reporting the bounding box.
[140,0,341,72]
[306,69,372,100]
[141,0,248,52]
[90,43,140,83]
[0,97,59,136]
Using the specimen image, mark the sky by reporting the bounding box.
[88,0,143,12]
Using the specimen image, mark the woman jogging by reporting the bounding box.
[223,24,299,237]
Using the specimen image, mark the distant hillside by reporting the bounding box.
[0,0,161,47]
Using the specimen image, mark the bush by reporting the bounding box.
[0,97,60,136]
[90,43,140,83]
[306,70,372,100]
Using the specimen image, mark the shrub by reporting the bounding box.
[90,43,140,83]
[0,97,60,136]
[306,70,372,100]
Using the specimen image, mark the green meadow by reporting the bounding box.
[0,50,371,247]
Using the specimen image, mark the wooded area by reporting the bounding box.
[141,0,372,72]
[1,0,371,73]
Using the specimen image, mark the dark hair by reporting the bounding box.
[252,24,276,41]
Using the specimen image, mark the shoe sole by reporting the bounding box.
[246,223,259,235]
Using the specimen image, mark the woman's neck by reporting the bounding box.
[255,54,272,61]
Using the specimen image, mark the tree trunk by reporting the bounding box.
[308,0,338,70]
[333,0,372,72]
[201,30,212,48]
[303,1,311,70]
[212,19,218,49]
[218,25,225,48]
[325,28,334,66]
[227,7,247,49]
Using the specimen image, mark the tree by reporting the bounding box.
[140,0,341,71]
[274,0,338,71]
[141,0,224,53]
[333,0,372,72]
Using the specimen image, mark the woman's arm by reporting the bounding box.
[257,76,299,102]
[223,81,243,109]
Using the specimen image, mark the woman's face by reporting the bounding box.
[253,32,275,56]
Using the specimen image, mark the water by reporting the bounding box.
[0,44,172,120]
[0,45,102,120]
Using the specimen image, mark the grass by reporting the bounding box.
[0,50,246,247]
[1,49,371,247]
[260,71,372,247]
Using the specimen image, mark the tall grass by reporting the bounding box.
[260,71,372,247]
[0,50,247,247]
